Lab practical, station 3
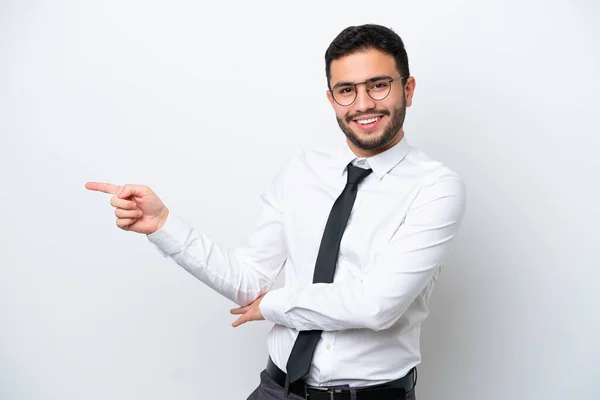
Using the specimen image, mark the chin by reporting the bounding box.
[351,128,397,151]
[350,137,385,151]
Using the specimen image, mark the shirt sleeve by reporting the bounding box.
[259,173,467,331]
[146,160,291,307]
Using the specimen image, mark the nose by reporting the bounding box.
[353,84,376,112]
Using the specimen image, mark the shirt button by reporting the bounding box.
[326,344,331,350]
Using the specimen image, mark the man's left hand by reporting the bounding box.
[230,293,266,327]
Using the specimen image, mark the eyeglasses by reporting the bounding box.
[330,76,406,106]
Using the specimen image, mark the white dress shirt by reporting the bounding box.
[147,135,467,387]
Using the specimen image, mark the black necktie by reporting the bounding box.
[285,162,373,387]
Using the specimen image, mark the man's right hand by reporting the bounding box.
[85,182,169,234]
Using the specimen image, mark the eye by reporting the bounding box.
[369,80,390,90]
[335,86,355,96]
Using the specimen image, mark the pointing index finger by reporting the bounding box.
[85,182,122,195]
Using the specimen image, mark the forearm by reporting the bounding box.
[148,213,285,306]
[260,261,437,331]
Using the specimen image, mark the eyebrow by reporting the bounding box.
[333,75,393,88]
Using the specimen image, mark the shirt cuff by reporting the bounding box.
[146,213,192,257]
[259,288,291,327]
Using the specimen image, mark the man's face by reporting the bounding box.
[327,49,415,156]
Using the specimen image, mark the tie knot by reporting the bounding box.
[346,163,372,185]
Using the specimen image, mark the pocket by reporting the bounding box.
[260,369,284,390]
[405,387,417,400]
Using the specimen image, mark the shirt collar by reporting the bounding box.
[336,135,411,179]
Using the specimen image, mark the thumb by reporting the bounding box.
[117,184,146,199]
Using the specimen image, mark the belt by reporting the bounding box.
[266,357,416,400]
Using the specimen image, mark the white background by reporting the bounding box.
[1,1,599,399]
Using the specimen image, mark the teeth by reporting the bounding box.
[357,117,380,124]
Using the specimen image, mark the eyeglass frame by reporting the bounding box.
[329,75,407,106]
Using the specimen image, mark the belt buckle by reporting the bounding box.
[305,386,339,400]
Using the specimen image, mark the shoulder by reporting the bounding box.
[403,144,465,189]
[264,147,326,185]
[401,147,467,222]
[391,144,467,218]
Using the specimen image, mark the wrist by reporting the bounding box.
[259,289,289,326]
[156,208,169,232]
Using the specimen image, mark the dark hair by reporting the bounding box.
[325,24,410,88]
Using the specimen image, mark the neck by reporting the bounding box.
[348,128,404,158]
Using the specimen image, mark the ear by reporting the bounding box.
[326,89,335,108]
[404,77,416,107]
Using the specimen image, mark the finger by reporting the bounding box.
[232,314,248,328]
[110,196,138,210]
[86,182,122,195]
[230,306,249,315]
[116,218,136,230]
[115,208,143,219]
[117,184,147,199]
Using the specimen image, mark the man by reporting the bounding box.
[87,24,466,400]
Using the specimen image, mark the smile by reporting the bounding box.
[355,116,382,125]
[351,114,384,130]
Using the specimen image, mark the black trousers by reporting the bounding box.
[246,369,417,400]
